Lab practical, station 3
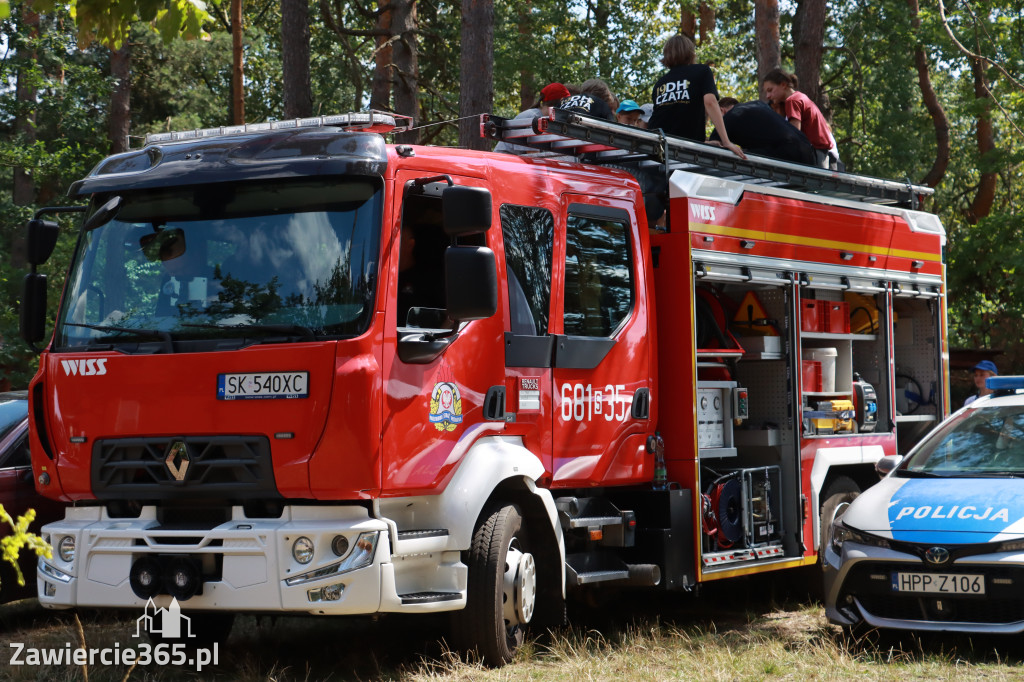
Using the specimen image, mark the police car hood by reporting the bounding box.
[841,475,1024,544]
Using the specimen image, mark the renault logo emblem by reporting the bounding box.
[165,441,191,482]
[924,546,950,565]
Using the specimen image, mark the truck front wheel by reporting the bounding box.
[452,504,537,666]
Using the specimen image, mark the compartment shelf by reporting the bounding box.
[802,332,877,341]
[895,414,937,423]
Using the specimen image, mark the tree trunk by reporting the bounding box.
[967,58,996,223]
[697,3,715,44]
[907,0,949,189]
[517,1,533,112]
[754,0,781,86]
[108,44,131,154]
[593,0,610,77]
[391,0,419,144]
[13,7,39,210]
[11,7,39,268]
[679,8,695,37]
[370,0,393,111]
[231,0,245,124]
[459,0,493,149]
[792,0,829,118]
[282,0,312,118]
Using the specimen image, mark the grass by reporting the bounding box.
[2,569,1024,681]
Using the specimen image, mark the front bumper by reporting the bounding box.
[823,539,1024,633]
[37,505,466,616]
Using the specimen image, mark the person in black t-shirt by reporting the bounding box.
[647,34,745,160]
[559,79,617,122]
[709,98,816,165]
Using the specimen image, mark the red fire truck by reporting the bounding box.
[21,110,947,663]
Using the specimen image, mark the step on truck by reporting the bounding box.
[21,109,948,664]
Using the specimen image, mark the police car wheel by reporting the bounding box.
[452,504,531,666]
[819,476,861,561]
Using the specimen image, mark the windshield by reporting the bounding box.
[56,177,383,350]
[901,405,1024,476]
[0,398,27,440]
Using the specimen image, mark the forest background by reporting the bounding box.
[0,0,1020,392]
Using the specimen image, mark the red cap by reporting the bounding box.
[540,82,571,104]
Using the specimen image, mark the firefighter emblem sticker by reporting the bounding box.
[429,381,463,432]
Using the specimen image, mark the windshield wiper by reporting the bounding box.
[897,469,941,478]
[182,322,317,341]
[65,322,174,354]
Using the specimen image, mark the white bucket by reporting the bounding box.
[803,347,837,392]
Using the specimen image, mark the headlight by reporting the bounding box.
[831,521,890,552]
[58,536,76,563]
[285,531,380,586]
[999,538,1024,552]
[292,536,315,564]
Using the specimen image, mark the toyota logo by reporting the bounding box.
[924,546,950,565]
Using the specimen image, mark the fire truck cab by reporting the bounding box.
[22,110,947,664]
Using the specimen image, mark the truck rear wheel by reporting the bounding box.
[452,504,537,666]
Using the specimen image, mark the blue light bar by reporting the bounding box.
[987,376,1024,391]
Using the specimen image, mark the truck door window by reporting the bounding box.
[563,210,633,337]
[500,205,554,336]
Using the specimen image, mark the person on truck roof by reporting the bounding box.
[559,79,617,122]
[647,34,745,160]
[615,100,645,127]
[494,82,571,154]
[709,97,816,166]
[762,69,839,170]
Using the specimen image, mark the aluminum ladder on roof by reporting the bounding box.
[480,109,933,209]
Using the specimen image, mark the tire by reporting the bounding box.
[819,476,860,560]
[452,504,537,666]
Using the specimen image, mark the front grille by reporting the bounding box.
[92,436,278,500]
[844,562,1024,625]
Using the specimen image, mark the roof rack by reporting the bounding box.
[145,111,412,146]
[481,109,932,209]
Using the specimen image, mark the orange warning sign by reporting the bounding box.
[731,291,779,336]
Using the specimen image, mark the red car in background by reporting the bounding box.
[0,391,64,603]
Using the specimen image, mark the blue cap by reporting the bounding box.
[973,360,998,374]
[616,100,642,114]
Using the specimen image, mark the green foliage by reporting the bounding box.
[1,0,1023,384]
[28,0,209,48]
[0,505,52,591]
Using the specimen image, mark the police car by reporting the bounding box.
[824,376,1024,633]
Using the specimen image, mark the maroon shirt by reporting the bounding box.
[784,90,832,150]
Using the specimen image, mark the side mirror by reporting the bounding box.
[445,246,497,321]
[82,195,123,232]
[875,454,902,478]
[26,219,60,266]
[442,186,492,236]
[20,273,48,345]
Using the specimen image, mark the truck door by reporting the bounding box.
[500,204,557,473]
[550,199,653,486]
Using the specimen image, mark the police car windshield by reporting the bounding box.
[901,406,1024,477]
[55,177,383,350]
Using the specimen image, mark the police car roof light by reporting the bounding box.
[987,376,1024,394]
